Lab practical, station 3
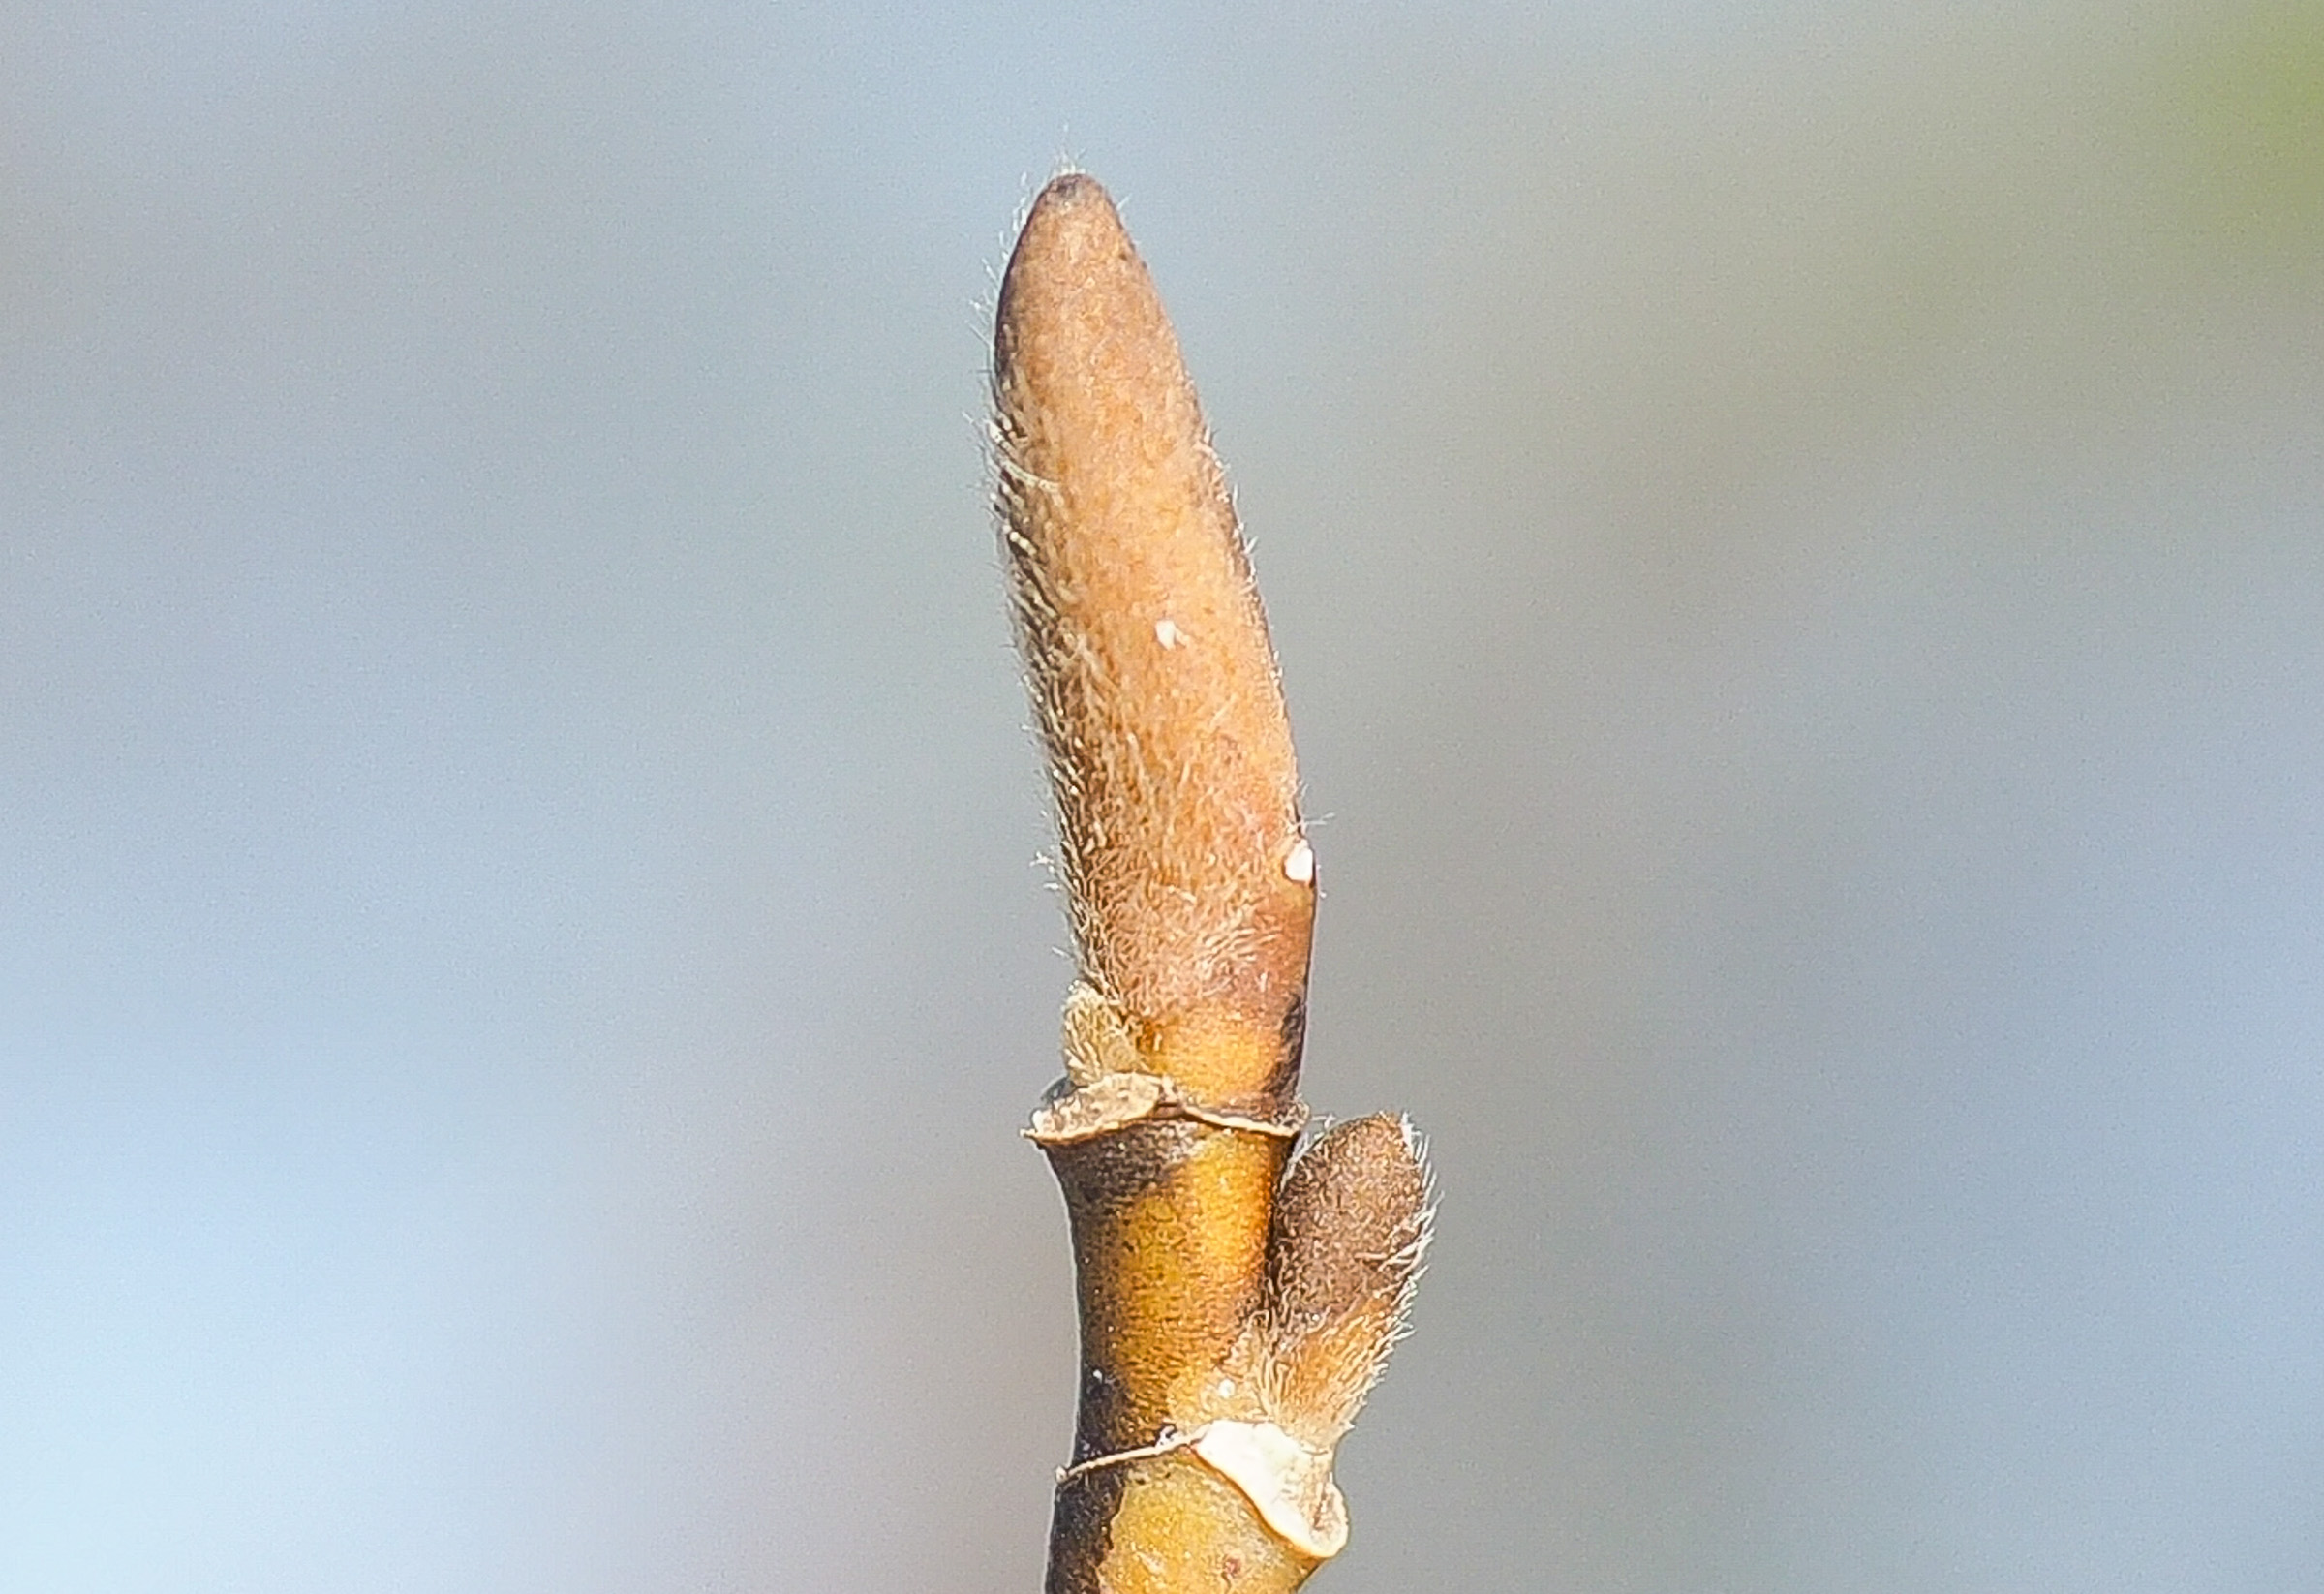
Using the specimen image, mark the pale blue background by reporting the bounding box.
[4,2,2320,1588]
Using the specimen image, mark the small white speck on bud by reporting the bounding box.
[1154,617,1183,649]
[1283,837,1315,885]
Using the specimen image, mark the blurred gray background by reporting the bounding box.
[4,2,2320,1589]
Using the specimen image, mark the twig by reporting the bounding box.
[994,173,1431,1594]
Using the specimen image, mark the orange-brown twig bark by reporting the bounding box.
[994,173,1429,1594]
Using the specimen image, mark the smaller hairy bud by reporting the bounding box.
[1244,1114,1434,1448]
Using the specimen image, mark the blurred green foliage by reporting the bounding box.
[2163,0,2324,256]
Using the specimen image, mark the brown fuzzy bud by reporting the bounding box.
[994,173,1313,1109]
[1250,1114,1433,1448]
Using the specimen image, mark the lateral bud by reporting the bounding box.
[1251,1114,1433,1447]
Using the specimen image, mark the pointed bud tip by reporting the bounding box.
[993,170,1310,1059]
